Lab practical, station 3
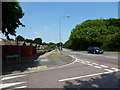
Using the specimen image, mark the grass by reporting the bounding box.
[80,50,120,54]
[46,52,68,59]
[104,51,120,54]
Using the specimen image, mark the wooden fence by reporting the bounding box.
[2,45,37,65]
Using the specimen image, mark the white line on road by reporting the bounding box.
[0,81,27,89]
[1,75,26,81]
[81,62,86,64]
[111,68,119,72]
[92,63,99,65]
[100,65,108,68]
[104,69,114,72]
[94,66,102,69]
[13,86,27,89]
[59,71,115,82]
[86,61,90,63]
[87,64,93,66]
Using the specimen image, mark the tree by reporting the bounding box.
[2,2,25,39]
[16,35,25,41]
[25,39,34,43]
[33,38,42,44]
[57,42,63,47]
[65,18,120,51]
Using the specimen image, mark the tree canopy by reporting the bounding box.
[2,2,25,39]
[33,38,42,45]
[64,18,120,51]
[16,35,25,41]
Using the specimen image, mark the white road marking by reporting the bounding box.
[1,55,78,77]
[111,68,119,71]
[13,86,27,89]
[87,64,93,66]
[104,69,114,72]
[94,66,102,69]
[81,62,86,64]
[92,63,99,65]
[100,65,108,68]
[1,75,26,81]
[59,71,115,82]
[86,61,90,63]
[0,81,27,89]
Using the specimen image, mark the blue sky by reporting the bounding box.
[1,2,118,43]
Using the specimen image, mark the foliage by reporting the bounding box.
[57,42,63,47]
[33,38,42,44]
[48,42,56,49]
[64,18,120,51]
[2,2,25,39]
[16,35,25,41]
[25,39,34,43]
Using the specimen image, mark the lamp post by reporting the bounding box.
[59,15,70,51]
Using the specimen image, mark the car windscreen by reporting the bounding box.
[93,47,99,49]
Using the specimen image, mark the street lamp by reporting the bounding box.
[59,15,70,51]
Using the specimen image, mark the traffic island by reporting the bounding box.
[39,50,74,68]
[2,50,74,75]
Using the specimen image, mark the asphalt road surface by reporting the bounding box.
[1,48,119,89]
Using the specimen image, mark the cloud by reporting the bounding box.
[33,32,39,35]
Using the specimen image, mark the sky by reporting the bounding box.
[0,2,119,43]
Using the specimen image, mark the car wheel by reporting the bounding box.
[93,51,96,54]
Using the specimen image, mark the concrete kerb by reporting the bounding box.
[1,50,76,77]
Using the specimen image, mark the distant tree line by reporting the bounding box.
[16,35,58,49]
[64,18,120,51]
[16,35,42,45]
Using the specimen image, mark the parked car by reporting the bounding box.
[87,46,104,54]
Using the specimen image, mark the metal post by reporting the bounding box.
[59,16,61,51]
[58,16,70,51]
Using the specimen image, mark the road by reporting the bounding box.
[1,48,119,89]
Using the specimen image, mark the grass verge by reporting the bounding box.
[46,52,68,59]
[104,51,120,54]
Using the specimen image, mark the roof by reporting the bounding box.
[17,41,26,46]
[0,38,12,45]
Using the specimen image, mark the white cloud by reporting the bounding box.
[34,32,39,35]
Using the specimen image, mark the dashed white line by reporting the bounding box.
[92,63,99,65]
[100,65,108,68]
[111,68,119,71]
[94,66,102,69]
[87,64,93,66]
[86,61,90,63]
[1,75,26,81]
[104,69,114,72]
[81,62,86,64]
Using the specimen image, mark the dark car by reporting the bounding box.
[87,46,104,54]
